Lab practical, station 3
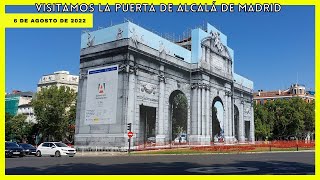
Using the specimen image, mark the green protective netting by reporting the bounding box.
[5,97,19,115]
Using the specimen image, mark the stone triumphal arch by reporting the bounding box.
[75,21,254,150]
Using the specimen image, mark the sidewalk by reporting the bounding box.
[77,151,128,156]
[76,149,314,157]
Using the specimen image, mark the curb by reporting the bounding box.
[76,149,315,157]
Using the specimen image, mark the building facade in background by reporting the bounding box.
[253,83,315,105]
[75,21,254,150]
[37,71,79,92]
[5,90,36,123]
[5,71,79,123]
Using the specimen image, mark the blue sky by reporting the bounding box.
[6,5,315,93]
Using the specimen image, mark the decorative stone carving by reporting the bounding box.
[129,27,139,47]
[79,72,87,79]
[118,64,127,72]
[191,83,198,89]
[140,82,156,95]
[245,107,250,115]
[225,90,232,97]
[176,80,181,88]
[140,35,144,43]
[129,65,138,74]
[191,83,210,90]
[159,41,167,56]
[210,31,224,52]
[158,74,166,83]
[116,28,123,40]
[86,32,95,47]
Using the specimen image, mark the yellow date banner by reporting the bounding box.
[4,13,93,28]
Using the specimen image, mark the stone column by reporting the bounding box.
[226,95,232,144]
[197,85,201,135]
[228,95,233,142]
[206,86,210,136]
[224,93,229,141]
[229,94,234,141]
[250,105,255,143]
[206,47,210,63]
[208,47,212,70]
[239,100,245,143]
[201,86,206,136]
[201,46,205,63]
[156,65,165,145]
[127,60,136,149]
[127,65,136,125]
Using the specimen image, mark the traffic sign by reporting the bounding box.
[128,131,133,138]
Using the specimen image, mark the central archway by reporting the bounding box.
[169,90,188,144]
[212,96,224,143]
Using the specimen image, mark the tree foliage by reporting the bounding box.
[5,113,34,142]
[31,86,77,142]
[171,93,188,139]
[254,98,315,140]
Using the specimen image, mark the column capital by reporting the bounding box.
[129,65,138,75]
[119,64,128,73]
[79,72,87,79]
[119,64,138,75]
[158,74,166,83]
[191,83,210,90]
[225,90,232,97]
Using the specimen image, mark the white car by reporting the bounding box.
[36,142,76,157]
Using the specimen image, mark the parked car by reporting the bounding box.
[19,143,37,155]
[36,142,76,157]
[5,142,24,158]
[174,133,187,144]
[147,137,156,143]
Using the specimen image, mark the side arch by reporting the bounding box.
[168,90,189,143]
[212,96,225,142]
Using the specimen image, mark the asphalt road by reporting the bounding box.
[6,151,315,175]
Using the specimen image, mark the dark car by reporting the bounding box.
[5,142,24,158]
[19,143,37,155]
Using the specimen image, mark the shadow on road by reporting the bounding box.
[6,160,315,175]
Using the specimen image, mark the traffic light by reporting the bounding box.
[127,123,132,131]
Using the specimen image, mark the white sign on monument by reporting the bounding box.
[84,65,118,125]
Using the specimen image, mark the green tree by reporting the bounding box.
[66,103,77,143]
[254,97,314,140]
[304,100,315,133]
[254,103,272,140]
[171,93,188,139]
[32,86,76,142]
[5,113,33,142]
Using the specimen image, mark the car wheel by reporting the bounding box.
[19,153,24,157]
[8,152,13,158]
[36,151,42,157]
[55,151,61,157]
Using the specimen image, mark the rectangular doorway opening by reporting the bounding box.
[245,121,250,141]
[139,105,156,147]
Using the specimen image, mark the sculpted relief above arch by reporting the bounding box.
[200,32,232,75]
